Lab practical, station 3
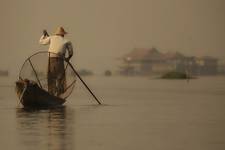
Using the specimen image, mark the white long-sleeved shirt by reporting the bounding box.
[39,35,73,58]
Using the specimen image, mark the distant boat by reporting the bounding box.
[77,69,94,76]
[104,70,112,76]
[0,70,8,76]
[15,51,77,108]
[161,71,193,79]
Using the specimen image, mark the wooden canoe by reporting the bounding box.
[16,79,66,108]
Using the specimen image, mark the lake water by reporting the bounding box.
[0,76,225,150]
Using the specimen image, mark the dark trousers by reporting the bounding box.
[48,57,66,96]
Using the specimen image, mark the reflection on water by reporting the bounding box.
[16,106,75,150]
[1,76,225,150]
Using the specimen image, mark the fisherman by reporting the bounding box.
[39,27,73,96]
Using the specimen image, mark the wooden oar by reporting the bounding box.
[66,60,102,105]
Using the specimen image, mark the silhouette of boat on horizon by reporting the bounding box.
[0,70,9,76]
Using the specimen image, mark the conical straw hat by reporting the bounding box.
[54,27,68,35]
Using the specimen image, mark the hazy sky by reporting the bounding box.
[0,0,225,75]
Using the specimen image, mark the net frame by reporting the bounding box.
[19,51,77,99]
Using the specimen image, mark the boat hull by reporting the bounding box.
[16,80,66,108]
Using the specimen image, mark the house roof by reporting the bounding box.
[197,56,218,61]
[121,48,219,63]
[163,51,185,60]
[122,48,163,62]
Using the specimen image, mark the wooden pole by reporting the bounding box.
[66,60,102,105]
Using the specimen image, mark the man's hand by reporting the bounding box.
[65,57,70,62]
[43,30,49,37]
[65,55,72,62]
